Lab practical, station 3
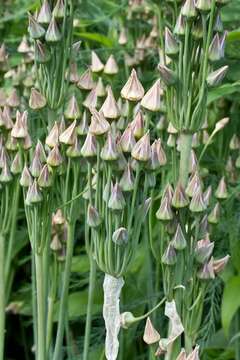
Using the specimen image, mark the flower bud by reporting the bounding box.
[116,117,125,132]
[104,54,119,75]
[64,95,81,120]
[198,258,215,280]
[213,255,230,274]
[214,13,223,32]
[91,51,104,73]
[121,69,144,102]
[156,193,174,221]
[26,179,43,205]
[203,185,212,207]
[119,125,136,153]
[229,134,240,150]
[158,65,177,86]
[78,69,95,91]
[77,111,89,136]
[208,202,220,224]
[95,77,106,98]
[53,0,65,18]
[38,0,51,25]
[120,312,136,329]
[167,134,176,148]
[47,145,63,167]
[112,227,128,245]
[189,150,198,173]
[101,132,118,161]
[119,163,134,192]
[45,18,61,43]
[20,165,33,187]
[11,111,28,139]
[100,86,120,119]
[30,153,42,178]
[172,224,187,250]
[38,164,52,188]
[192,133,200,148]
[46,122,59,148]
[215,176,228,199]
[50,234,62,251]
[83,87,98,109]
[89,109,110,136]
[181,0,197,18]
[29,88,46,110]
[66,138,82,158]
[149,139,167,170]
[35,40,51,63]
[131,111,144,139]
[174,14,186,36]
[143,317,160,345]
[87,205,101,227]
[81,133,97,158]
[0,159,12,183]
[131,132,151,162]
[108,183,125,211]
[207,66,228,87]
[69,62,79,84]
[163,183,174,201]
[28,13,45,39]
[186,346,200,360]
[11,152,22,175]
[162,244,177,265]
[172,183,189,208]
[190,186,206,213]
[7,88,20,108]
[195,0,211,12]
[59,120,77,145]
[52,209,65,225]
[176,349,187,360]
[208,33,222,62]
[118,27,127,45]
[165,27,179,56]
[186,172,202,197]
[214,117,229,132]
[195,235,214,263]
[141,79,162,112]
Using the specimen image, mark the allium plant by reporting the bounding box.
[0,44,29,358]
[0,0,236,358]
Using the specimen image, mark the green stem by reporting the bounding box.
[184,333,193,354]
[179,133,193,187]
[35,252,46,360]
[4,181,20,286]
[83,258,96,360]
[0,234,5,360]
[53,222,75,360]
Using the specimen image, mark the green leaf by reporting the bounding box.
[54,286,103,321]
[222,276,240,335]
[74,32,114,47]
[207,82,240,104]
[71,255,90,273]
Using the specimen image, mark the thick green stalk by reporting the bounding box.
[35,252,46,360]
[53,222,75,360]
[0,234,5,360]
[179,132,193,187]
[5,181,20,285]
[83,258,96,360]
